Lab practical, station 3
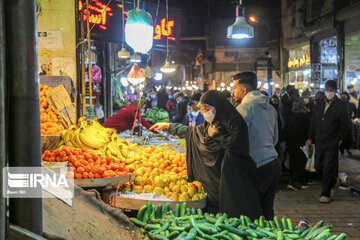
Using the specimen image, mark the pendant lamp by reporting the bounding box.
[125,7,154,54]
[130,53,142,63]
[160,0,177,73]
[118,0,130,59]
[227,0,254,39]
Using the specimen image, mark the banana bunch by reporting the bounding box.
[56,116,143,166]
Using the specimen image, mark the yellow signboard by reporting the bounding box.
[288,53,311,68]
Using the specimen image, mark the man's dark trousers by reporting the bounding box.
[315,140,339,197]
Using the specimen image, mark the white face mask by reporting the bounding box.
[304,98,309,104]
[203,109,215,123]
[325,91,335,100]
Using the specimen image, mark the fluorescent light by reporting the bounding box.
[220,83,225,87]
[270,82,275,85]
[230,82,234,87]
[217,87,221,91]
[275,84,279,88]
[310,83,314,87]
[299,89,304,93]
[128,77,145,85]
[320,84,325,89]
[263,83,269,89]
[227,3,254,39]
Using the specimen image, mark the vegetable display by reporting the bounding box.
[144,108,170,123]
[130,202,347,240]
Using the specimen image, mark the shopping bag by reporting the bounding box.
[300,144,316,172]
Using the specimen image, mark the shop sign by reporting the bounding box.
[77,0,178,44]
[288,53,311,68]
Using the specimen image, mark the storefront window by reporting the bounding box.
[319,36,338,85]
[345,31,360,89]
[286,45,311,90]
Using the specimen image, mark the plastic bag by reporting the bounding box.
[91,65,101,83]
[95,104,104,119]
[300,144,316,172]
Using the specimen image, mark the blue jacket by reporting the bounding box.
[236,90,278,168]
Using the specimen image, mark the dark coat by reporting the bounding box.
[285,112,310,150]
[308,97,350,144]
[171,98,189,124]
[169,91,262,220]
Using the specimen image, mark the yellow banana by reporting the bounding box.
[79,128,107,149]
[63,126,77,148]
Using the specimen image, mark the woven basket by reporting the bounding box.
[41,134,61,154]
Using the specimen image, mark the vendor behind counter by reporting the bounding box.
[103,99,153,133]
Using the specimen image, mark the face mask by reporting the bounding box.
[168,95,173,99]
[325,91,335,100]
[203,109,215,123]
[150,94,156,99]
[303,98,309,104]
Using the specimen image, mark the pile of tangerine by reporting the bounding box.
[41,147,134,179]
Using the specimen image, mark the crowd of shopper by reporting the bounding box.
[104,71,353,218]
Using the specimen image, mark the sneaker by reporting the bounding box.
[287,184,299,191]
[301,185,310,189]
[319,196,331,203]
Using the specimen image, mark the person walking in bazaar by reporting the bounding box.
[150,90,262,220]
[232,72,281,220]
[102,99,153,133]
[306,80,350,203]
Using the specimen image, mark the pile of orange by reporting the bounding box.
[39,84,64,135]
[138,145,187,176]
[42,147,134,179]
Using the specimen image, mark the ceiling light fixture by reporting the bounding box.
[227,0,254,39]
[118,0,130,59]
[130,52,141,63]
[160,0,177,73]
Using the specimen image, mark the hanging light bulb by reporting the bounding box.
[154,72,163,81]
[128,77,145,85]
[275,83,279,88]
[160,0,177,74]
[130,53,142,63]
[118,0,130,59]
[227,0,254,39]
[125,7,154,54]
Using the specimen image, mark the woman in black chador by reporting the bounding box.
[151,90,262,219]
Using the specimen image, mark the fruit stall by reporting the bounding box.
[38,83,348,240]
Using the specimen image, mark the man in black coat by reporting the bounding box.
[171,92,189,124]
[306,80,350,203]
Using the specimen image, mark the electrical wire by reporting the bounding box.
[166,0,169,59]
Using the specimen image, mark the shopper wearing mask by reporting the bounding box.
[156,88,169,110]
[171,92,189,124]
[270,95,285,167]
[232,72,280,220]
[307,80,350,203]
[339,92,356,158]
[187,91,204,127]
[285,98,310,191]
[150,90,262,220]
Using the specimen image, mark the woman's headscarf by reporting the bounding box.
[292,97,306,113]
[199,90,239,122]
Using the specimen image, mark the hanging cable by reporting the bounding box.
[166,0,169,60]
[122,0,125,45]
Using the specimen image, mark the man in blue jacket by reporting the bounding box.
[307,80,349,203]
[232,72,280,220]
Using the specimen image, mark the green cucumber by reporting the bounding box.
[215,215,227,227]
[181,228,197,240]
[154,220,171,234]
[174,232,187,240]
[155,204,163,219]
[269,220,276,229]
[274,217,283,230]
[229,219,241,228]
[180,203,187,217]
[143,202,153,223]
[204,213,217,224]
[255,227,277,238]
[148,232,170,240]
[228,232,245,240]
[174,204,180,217]
[217,224,249,237]
[130,217,147,227]
[282,218,288,230]
[197,209,203,217]
[162,203,170,217]
[137,205,147,221]
[145,224,161,231]
[191,208,197,215]
[197,223,219,235]
[259,216,265,228]
[284,233,301,239]
[277,231,285,240]
[301,228,311,237]
[287,218,294,231]
[244,216,251,226]
[166,231,180,240]
[186,208,191,216]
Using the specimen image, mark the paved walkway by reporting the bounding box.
[274,153,360,240]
